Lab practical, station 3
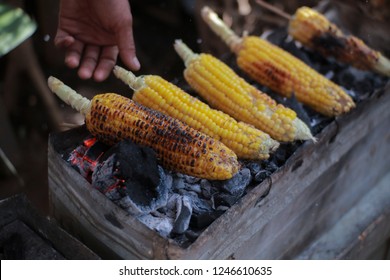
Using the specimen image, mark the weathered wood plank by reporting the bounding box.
[296,172,390,259]
[257,118,390,259]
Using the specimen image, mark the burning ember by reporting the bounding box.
[63,28,387,247]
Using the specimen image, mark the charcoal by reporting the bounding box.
[102,140,161,188]
[173,175,201,194]
[166,193,181,209]
[269,142,300,167]
[92,140,170,216]
[184,230,201,242]
[212,168,251,196]
[282,40,313,66]
[85,141,109,161]
[125,166,169,215]
[209,168,252,207]
[190,209,225,229]
[217,205,230,212]
[214,192,241,207]
[172,196,193,234]
[68,145,89,177]
[180,193,218,229]
[178,173,201,184]
[281,93,311,128]
[246,162,262,176]
[355,80,373,96]
[254,170,272,183]
[163,172,173,193]
[173,176,185,190]
[92,154,118,193]
[372,75,388,89]
[269,147,287,167]
[336,68,356,89]
[181,184,201,194]
[265,27,288,46]
[178,189,198,198]
[262,160,279,173]
[171,233,192,248]
[324,70,335,80]
[200,179,215,199]
[188,194,213,215]
[68,140,110,180]
[311,116,333,136]
[137,215,174,238]
[189,184,202,193]
[158,193,181,219]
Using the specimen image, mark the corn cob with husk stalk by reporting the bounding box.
[113,66,279,160]
[47,76,239,180]
[201,6,355,117]
[173,39,314,143]
[289,6,390,77]
[255,1,390,77]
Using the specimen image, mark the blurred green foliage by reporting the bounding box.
[0,3,36,57]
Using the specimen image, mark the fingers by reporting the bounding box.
[93,46,119,82]
[55,30,83,69]
[54,35,75,49]
[60,41,119,82]
[78,45,100,80]
[54,30,75,48]
[64,40,84,69]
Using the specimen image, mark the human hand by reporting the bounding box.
[55,0,140,82]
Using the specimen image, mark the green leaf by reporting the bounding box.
[0,4,37,57]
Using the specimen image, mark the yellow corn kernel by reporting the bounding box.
[114,66,279,160]
[201,6,356,117]
[47,76,239,180]
[289,6,390,77]
[174,39,313,142]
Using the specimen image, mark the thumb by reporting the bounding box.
[117,26,140,71]
[54,29,75,49]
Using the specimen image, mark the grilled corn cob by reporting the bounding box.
[47,76,239,180]
[113,66,279,160]
[173,39,313,143]
[288,6,390,77]
[201,6,355,117]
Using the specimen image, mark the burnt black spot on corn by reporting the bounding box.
[288,7,390,77]
[201,6,356,117]
[47,76,239,180]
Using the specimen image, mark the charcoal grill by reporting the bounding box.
[47,9,390,259]
[48,79,390,259]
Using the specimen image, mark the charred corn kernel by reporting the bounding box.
[174,39,313,142]
[289,6,390,77]
[47,76,239,180]
[113,66,279,160]
[201,6,355,117]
